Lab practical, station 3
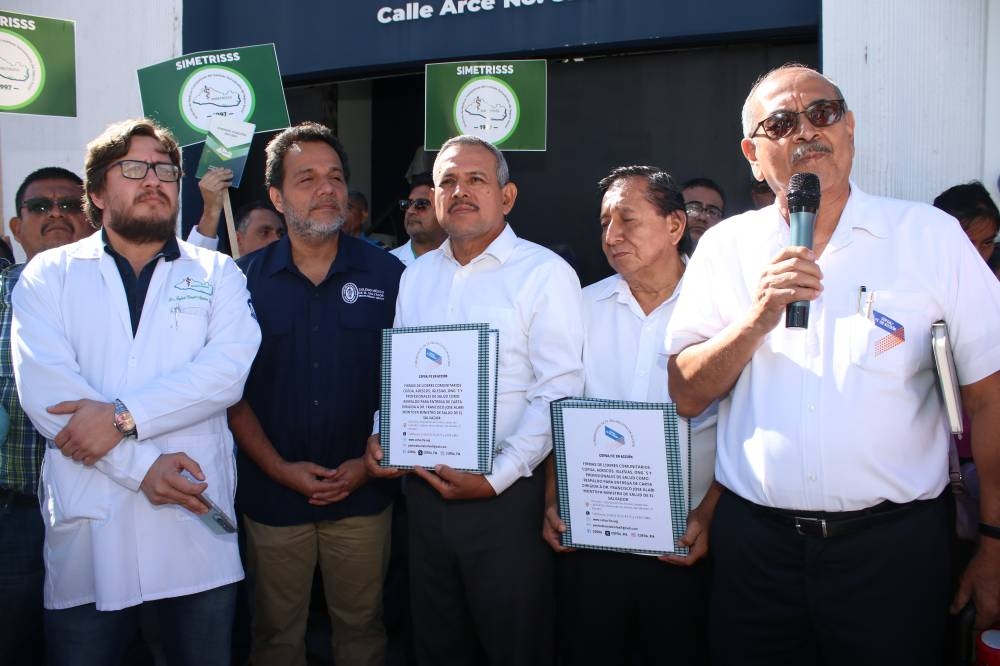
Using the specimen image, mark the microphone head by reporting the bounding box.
[787,172,821,210]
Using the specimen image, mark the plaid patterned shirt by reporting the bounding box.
[0,263,45,495]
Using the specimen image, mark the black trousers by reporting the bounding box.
[555,548,710,666]
[407,472,554,666]
[709,490,951,666]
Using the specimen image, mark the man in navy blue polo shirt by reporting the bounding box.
[229,122,403,666]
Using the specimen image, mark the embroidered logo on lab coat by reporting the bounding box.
[174,277,214,296]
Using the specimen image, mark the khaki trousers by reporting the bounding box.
[244,507,391,666]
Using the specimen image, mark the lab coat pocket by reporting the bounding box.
[42,450,112,523]
[160,431,236,523]
[849,290,934,375]
[166,303,212,363]
[169,303,210,332]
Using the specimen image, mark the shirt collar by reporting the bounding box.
[262,231,370,281]
[839,182,889,238]
[100,228,180,263]
[440,222,517,265]
[596,272,684,317]
[764,181,889,250]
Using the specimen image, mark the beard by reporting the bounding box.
[287,208,344,242]
[103,191,178,244]
[106,213,177,244]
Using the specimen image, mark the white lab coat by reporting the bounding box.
[12,231,261,611]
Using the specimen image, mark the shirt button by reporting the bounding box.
[128,358,137,368]
[312,361,320,369]
[808,404,815,412]
[808,474,817,482]
[313,400,319,407]
[312,325,320,332]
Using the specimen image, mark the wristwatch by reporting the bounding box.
[113,399,137,438]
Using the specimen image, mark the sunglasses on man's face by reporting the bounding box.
[400,198,432,212]
[750,99,848,140]
[21,197,83,215]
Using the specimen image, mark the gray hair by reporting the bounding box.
[433,135,510,187]
[741,63,846,138]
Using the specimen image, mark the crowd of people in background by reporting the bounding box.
[2,62,1000,666]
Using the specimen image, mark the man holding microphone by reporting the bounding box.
[666,64,1000,665]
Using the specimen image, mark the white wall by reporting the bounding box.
[823,0,992,205]
[0,1,182,261]
[985,0,1000,203]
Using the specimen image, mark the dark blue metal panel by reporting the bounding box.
[184,0,818,80]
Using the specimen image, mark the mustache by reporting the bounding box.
[791,142,832,165]
[41,220,74,235]
[448,201,479,213]
[135,190,170,206]
[310,200,343,215]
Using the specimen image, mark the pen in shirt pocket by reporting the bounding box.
[857,286,874,319]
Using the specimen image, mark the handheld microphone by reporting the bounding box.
[785,172,821,329]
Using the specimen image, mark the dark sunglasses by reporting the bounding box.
[107,159,182,182]
[750,99,848,140]
[21,197,83,215]
[399,198,432,212]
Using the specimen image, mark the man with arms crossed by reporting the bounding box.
[666,64,1000,665]
[367,135,584,664]
[12,118,260,666]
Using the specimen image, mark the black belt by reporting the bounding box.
[0,488,39,508]
[729,490,929,539]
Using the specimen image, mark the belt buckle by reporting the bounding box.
[794,516,828,538]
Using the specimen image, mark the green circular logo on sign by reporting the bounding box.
[178,65,255,134]
[453,76,520,146]
[0,29,46,111]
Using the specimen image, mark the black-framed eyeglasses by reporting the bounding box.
[750,99,848,140]
[399,198,432,212]
[106,159,182,182]
[21,197,83,215]
[685,201,724,221]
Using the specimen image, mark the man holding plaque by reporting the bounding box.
[366,135,584,664]
[666,64,1000,665]
[230,122,404,665]
[543,166,718,665]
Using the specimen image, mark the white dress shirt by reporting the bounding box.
[389,240,415,267]
[583,273,716,506]
[13,232,260,610]
[186,226,219,250]
[666,186,1000,511]
[394,224,585,494]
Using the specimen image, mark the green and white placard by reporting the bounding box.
[425,59,546,151]
[551,398,690,556]
[138,43,289,147]
[0,10,75,117]
[379,323,498,474]
[195,116,255,187]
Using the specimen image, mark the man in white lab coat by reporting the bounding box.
[12,118,261,666]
